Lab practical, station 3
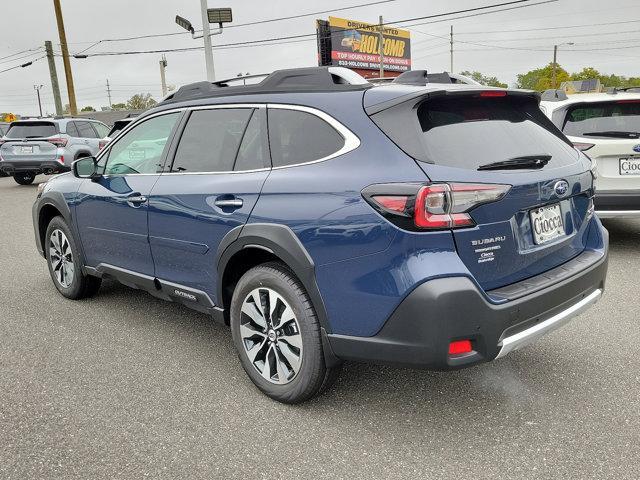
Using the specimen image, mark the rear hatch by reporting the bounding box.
[559,99,640,193]
[0,121,60,163]
[367,88,594,291]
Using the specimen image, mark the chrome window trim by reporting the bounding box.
[96,102,360,177]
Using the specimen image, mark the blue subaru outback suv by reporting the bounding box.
[33,67,608,403]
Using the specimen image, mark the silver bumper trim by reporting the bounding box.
[596,210,640,219]
[495,289,602,359]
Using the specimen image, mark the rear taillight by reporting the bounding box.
[47,137,67,147]
[573,142,595,151]
[57,155,65,165]
[98,140,108,150]
[364,182,511,231]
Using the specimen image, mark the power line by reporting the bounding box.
[73,0,397,54]
[458,18,640,35]
[0,46,44,62]
[76,0,554,58]
[0,56,46,75]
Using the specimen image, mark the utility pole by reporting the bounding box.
[159,55,168,97]
[52,0,78,115]
[378,15,385,78]
[34,85,44,117]
[106,79,112,108]
[450,25,454,73]
[44,41,63,116]
[200,0,215,81]
[552,44,558,89]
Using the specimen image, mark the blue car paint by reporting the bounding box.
[43,86,604,338]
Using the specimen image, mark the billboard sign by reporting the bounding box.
[317,16,411,74]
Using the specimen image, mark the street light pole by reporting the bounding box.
[34,85,44,117]
[552,42,573,90]
[200,0,215,82]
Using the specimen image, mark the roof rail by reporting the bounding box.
[540,89,568,101]
[392,70,452,86]
[160,66,371,105]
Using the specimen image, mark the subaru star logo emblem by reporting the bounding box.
[554,180,569,197]
[633,144,640,153]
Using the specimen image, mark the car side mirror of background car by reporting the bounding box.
[72,156,100,180]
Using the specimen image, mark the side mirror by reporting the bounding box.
[72,156,99,180]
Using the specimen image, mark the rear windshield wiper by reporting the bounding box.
[477,155,552,171]
[582,130,640,139]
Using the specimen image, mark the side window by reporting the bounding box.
[268,108,345,167]
[66,122,79,137]
[234,109,268,171]
[92,122,110,138]
[76,121,98,139]
[103,112,180,175]
[171,108,253,173]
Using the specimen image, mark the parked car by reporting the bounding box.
[33,67,608,403]
[0,122,7,177]
[98,117,135,150]
[0,117,110,185]
[541,89,640,218]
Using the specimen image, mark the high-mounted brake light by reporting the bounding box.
[616,99,640,104]
[47,137,67,147]
[480,91,507,97]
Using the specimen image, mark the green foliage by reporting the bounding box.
[111,103,127,110]
[126,93,157,110]
[516,64,640,91]
[81,106,95,112]
[516,63,570,90]
[459,70,507,88]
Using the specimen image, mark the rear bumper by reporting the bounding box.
[0,160,69,175]
[326,230,608,370]
[595,190,640,218]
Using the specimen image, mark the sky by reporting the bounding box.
[1,0,640,116]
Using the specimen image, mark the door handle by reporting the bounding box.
[126,195,148,206]
[214,198,243,208]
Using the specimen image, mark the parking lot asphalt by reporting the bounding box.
[0,175,638,480]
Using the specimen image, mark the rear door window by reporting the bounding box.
[268,108,345,167]
[562,101,640,138]
[66,122,80,137]
[76,121,98,138]
[171,108,253,173]
[234,109,268,171]
[5,122,57,139]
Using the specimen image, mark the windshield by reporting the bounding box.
[413,96,577,169]
[562,101,640,138]
[5,122,57,139]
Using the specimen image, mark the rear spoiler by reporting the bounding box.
[365,88,541,116]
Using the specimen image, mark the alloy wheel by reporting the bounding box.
[49,229,74,288]
[239,287,303,385]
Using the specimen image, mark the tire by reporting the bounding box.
[230,262,341,403]
[14,172,36,185]
[45,216,102,299]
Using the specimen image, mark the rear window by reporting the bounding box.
[562,101,640,137]
[5,122,57,139]
[372,95,577,170]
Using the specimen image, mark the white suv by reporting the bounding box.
[541,89,640,218]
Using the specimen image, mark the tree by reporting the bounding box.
[570,67,640,89]
[459,70,507,88]
[126,93,157,110]
[111,102,127,110]
[81,106,95,112]
[516,63,570,90]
